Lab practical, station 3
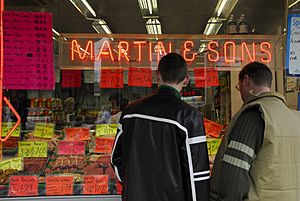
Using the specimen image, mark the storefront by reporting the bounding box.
[0,0,295,200]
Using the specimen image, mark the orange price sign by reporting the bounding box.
[46,175,73,196]
[9,175,38,196]
[194,68,219,88]
[65,127,90,141]
[94,138,115,154]
[203,118,223,138]
[128,67,152,87]
[83,175,108,194]
[100,69,123,88]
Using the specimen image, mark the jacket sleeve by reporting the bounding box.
[111,120,124,183]
[181,109,210,201]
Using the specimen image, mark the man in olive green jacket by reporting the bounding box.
[210,61,300,201]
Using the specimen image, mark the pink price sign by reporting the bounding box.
[58,141,85,155]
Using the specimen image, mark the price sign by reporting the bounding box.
[58,141,85,155]
[1,122,20,137]
[94,138,114,154]
[203,118,223,138]
[194,68,219,88]
[18,141,48,157]
[128,67,152,87]
[62,70,82,88]
[34,123,55,139]
[0,157,23,171]
[9,175,38,196]
[207,138,222,156]
[100,69,123,88]
[83,175,108,194]
[96,124,118,137]
[46,175,74,195]
[65,127,90,141]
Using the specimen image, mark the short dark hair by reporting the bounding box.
[158,53,187,84]
[239,62,272,88]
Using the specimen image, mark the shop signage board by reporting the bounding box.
[3,11,54,90]
[286,14,300,76]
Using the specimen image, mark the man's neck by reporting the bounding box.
[159,83,182,92]
[251,87,271,95]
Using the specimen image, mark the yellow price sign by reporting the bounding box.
[0,157,23,171]
[34,123,55,139]
[1,122,21,137]
[207,138,222,156]
[18,141,48,157]
[96,124,118,137]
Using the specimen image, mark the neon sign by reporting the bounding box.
[71,40,272,63]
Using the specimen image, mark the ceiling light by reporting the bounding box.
[138,0,159,17]
[52,28,67,41]
[214,0,238,18]
[92,19,112,34]
[69,0,96,18]
[146,18,162,34]
[203,18,223,35]
[289,0,300,8]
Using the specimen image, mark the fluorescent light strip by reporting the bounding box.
[69,0,84,16]
[81,0,96,17]
[147,0,153,14]
[217,0,229,17]
[289,0,300,8]
[52,28,60,36]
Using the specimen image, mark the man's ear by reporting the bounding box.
[182,75,190,86]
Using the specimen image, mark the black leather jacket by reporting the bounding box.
[111,86,210,201]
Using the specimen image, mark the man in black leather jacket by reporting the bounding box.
[111,53,210,201]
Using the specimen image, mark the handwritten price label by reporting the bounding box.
[34,123,55,139]
[94,138,114,154]
[83,175,108,194]
[58,141,85,155]
[96,124,118,137]
[100,69,123,88]
[1,122,20,137]
[194,68,219,88]
[9,175,38,196]
[128,67,152,87]
[207,138,222,156]
[18,141,48,157]
[203,118,223,138]
[65,127,90,141]
[46,175,74,195]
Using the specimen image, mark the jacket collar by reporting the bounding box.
[244,91,286,105]
[158,85,181,99]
